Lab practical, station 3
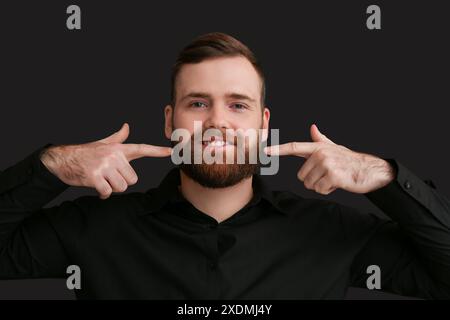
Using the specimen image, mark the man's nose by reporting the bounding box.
[204,105,230,129]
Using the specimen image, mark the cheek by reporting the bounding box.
[230,115,263,131]
[172,110,191,130]
[173,109,208,130]
[172,116,202,140]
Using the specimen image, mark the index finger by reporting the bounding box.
[122,144,173,161]
[264,142,318,158]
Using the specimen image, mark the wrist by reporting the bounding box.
[40,145,66,177]
[364,155,396,192]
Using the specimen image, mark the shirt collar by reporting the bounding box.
[141,167,289,216]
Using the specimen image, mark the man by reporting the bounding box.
[0,33,449,299]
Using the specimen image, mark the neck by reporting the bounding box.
[179,170,254,223]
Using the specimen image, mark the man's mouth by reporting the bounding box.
[201,138,234,148]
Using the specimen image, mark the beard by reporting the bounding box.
[180,161,260,189]
[172,128,262,189]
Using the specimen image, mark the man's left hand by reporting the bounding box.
[264,124,395,195]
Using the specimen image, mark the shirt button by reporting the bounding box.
[404,180,412,190]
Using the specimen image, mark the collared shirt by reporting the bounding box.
[0,146,449,299]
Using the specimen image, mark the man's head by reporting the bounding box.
[164,32,271,188]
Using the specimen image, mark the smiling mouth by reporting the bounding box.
[202,140,234,148]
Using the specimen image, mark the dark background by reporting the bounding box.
[0,0,448,299]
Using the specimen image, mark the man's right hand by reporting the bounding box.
[40,123,172,199]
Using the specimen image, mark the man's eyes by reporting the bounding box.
[230,103,248,111]
[189,101,248,111]
[191,101,207,108]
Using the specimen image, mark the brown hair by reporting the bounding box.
[171,32,266,107]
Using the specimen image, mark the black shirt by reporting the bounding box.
[0,146,449,299]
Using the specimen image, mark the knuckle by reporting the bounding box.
[136,144,146,154]
[316,185,326,195]
[322,168,331,178]
[315,149,327,161]
[91,168,103,178]
[99,188,111,198]
[304,180,312,190]
[321,158,333,169]
[99,157,112,169]
[130,175,138,185]
[325,186,335,195]
[328,172,340,185]
[103,145,121,159]
[117,182,128,192]
[108,150,121,161]
[290,142,299,153]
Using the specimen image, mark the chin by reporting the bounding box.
[179,163,259,189]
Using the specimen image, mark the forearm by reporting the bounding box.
[365,159,450,286]
[0,145,68,216]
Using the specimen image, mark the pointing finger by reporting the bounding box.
[122,144,173,161]
[264,142,319,158]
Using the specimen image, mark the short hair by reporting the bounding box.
[171,32,266,107]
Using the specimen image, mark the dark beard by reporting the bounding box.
[179,162,260,189]
[172,131,262,189]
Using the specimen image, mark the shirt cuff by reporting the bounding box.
[364,158,450,228]
[0,144,68,195]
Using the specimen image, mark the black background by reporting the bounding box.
[0,0,448,299]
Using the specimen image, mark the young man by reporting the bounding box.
[0,33,449,299]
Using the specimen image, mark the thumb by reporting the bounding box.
[310,124,335,144]
[100,123,130,144]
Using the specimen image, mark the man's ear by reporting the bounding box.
[164,105,173,139]
[262,107,271,141]
[262,107,270,129]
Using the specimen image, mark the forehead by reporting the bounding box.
[176,56,261,101]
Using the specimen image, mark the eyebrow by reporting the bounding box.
[180,92,256,103]
[180,92,212,102]
[225,92,256,103]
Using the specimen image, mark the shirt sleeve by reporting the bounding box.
[0,144,68,213]
[0,146,71,279]
[0,190,136,281]
[0,203,74,280]
[349,159,450,299]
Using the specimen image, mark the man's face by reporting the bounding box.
[164,56,270,188]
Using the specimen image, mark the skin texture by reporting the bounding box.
[265,124,395,195]
[40,55,394,221]
[41,123,172,199]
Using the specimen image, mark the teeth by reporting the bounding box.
[203,140,231,147]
